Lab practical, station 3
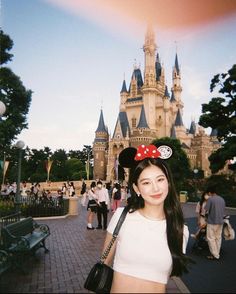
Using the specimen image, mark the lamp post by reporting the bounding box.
[15,140,25,213]
[0,101,6,118]
[0,101,6,190]
[193,168,199,198]
[86,147,90,181]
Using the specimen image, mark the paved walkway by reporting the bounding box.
[0,201,192,293]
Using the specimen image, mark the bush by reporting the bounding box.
[0,200,16,217]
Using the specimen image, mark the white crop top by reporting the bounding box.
[107,207,189,284]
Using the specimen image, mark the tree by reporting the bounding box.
[152,137,192,193]
[0,30,32,150]
[199,64,236,173]
[51,149,68,181]
[65,158,86,180]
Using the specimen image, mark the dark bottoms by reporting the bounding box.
[87,200,97,213]
[97,201,108,229]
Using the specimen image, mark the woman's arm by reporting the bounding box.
[102,232,117,267]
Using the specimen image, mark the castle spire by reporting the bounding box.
[120,79,127,93]
[96,109,107,132]
[137,105,149,128]
[174,108,184,126]
[175,53,180,75]
[143,24,157,86]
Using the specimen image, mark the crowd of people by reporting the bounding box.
[79,180,129,230]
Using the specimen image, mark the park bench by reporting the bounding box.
[0,250,11,276]
[1,217,50,271]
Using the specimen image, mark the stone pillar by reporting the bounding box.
[68,196,79,216]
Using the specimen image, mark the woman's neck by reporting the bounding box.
[139,204,165,221]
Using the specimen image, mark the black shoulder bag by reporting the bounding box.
[84,206,129,293]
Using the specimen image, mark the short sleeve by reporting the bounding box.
[182,224,189,254]
[107,207,124,234]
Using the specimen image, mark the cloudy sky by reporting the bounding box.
[2,0,236,151]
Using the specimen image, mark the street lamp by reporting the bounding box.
[15,140,25,213]
[193,168,199,198]
[0,100,6,124]
[86,148,90,181]
[0,101,6,117]
[0,101,6,190]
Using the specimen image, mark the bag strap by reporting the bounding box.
[100,206,129,263]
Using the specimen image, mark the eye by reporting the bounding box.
[142,181,150,185]
[158,177,165,182]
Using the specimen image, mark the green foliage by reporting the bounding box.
[152,137,192,193]
[65,158,85,180]
[0,30,32,150]
[0,200,16,217]
[199,64,236,173]
[0,29,13,65]
[204,174,236,207]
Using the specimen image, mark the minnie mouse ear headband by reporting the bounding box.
[118,144,173,168]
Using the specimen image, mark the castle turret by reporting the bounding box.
[93,109,109,180]
[143,25,156,87]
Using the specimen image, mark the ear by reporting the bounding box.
[132,183,139,195]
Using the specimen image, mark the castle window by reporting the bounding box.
[132,118,136,128]
[101,161,104,167]
[96,153,98,159]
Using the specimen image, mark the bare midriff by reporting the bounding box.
[111,271,166,293]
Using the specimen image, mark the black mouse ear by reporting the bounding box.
[118,147,137,168]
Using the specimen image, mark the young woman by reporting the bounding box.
[102,144,190,293]
[191,191,210,239]
[86,181,98,230]
[111,182,122,212]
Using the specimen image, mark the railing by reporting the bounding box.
[0,195,69,218]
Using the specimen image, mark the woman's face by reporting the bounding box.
[133,164,169,206]
[204,194,210,200]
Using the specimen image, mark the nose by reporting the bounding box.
[152,180,160,192]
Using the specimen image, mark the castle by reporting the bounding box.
[92,26,220,182]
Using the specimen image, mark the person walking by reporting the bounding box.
[191,191,210,239]
[86,181,98,230]
[61,183,67,196]
[111,182,122,212]
[205,185,226,260]
[69,181,75,197]
[101,144,191,293]
[95,180,110,230]
[80,180,87,206]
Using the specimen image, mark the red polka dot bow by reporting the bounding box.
[134,144,161,161]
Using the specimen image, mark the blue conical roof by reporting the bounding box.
[112,111,130,138]
[189,121,196,135]
[96,109,107,132]
[128,68,143,92]
[175,53,180,75]
[155,52,162,81]
[137,105,149,128]
[170,90,176,102]
[165,85,170,98]
[120,79,127,93]
[175,109,184,126]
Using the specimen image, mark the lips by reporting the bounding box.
[150,194,162,199]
